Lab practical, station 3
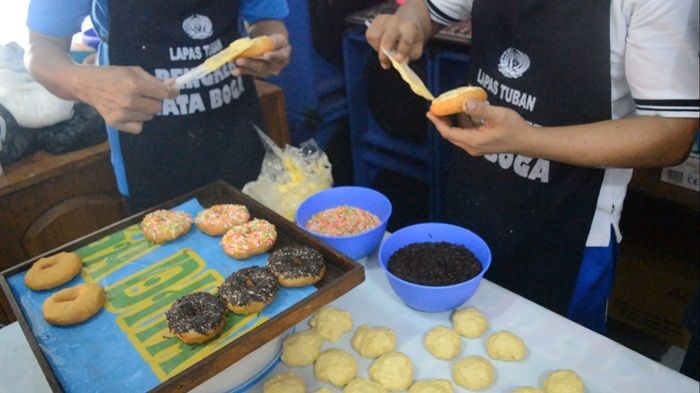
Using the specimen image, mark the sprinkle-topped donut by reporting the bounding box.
[221,218,277,259]
[165,292,227,344]
[305,205,380,236]
[219,266,279,314]
[267,246,326,287]
[195,204,250,236]
[141,209,193,243]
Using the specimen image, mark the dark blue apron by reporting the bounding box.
[107,0,265,211]
[444,0,611,315]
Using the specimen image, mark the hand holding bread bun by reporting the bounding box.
[234,34,291,78]
[238,36,276,59]
[429,86,488,116]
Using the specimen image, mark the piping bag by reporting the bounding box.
[242,125,332,221]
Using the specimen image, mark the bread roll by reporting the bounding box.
[429,86,488,116]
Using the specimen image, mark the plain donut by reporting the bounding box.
[24,252,82,291]
[42,283,106,325]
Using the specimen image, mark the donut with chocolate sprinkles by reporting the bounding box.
[219,266,279,314]
[267,246,326,287]
[165,292,227,344]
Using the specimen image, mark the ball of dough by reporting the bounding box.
[369,351,414,392]
[542,370,584,393]
[343,377,387,393]
[315,388,335,393]
[409,379,454,393]
[263,372,305,393]
[451,355,495,390]
[281,329,323,366]
[314,348,358,387]
[309,306,353,342]
[351,325,397,358]
[452,307,488,338]
[486,330,527,361]
[424,326,462,360]
[512,387,545,393]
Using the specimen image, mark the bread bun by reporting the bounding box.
[238,36,276,58]
[429,86,488,116]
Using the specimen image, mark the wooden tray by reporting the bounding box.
[0,181,365,392]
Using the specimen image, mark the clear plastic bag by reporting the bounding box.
[242,126,333,221]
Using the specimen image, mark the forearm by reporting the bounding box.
[522,116,699,168]
[25,31,84,101]
[247,19,288,39]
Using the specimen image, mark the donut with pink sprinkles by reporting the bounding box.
[221,218,277,259]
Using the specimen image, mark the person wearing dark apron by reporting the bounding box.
[25,0,291,213]
[441,0,610,318]
[365,0,699,333]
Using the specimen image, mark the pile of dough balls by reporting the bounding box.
[263,305,585,393]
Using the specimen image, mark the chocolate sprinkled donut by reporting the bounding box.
[219,266,279,314]
[267,246,326,287]
[165,292,226,344]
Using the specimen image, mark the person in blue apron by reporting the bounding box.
[366,0,699,334]
[25,0,291,213]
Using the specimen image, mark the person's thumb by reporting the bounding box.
[462,99,492,124]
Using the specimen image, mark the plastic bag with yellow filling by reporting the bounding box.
[242,126,332,221]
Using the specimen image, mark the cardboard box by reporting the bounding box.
[609,253,696,348]
[661,131,700,191]
[609,193,699,349]
[661,156,699,192]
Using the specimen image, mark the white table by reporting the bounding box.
[1,251,697,393]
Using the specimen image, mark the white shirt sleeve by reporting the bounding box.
[424,0,472,26]
[624,0,700,118]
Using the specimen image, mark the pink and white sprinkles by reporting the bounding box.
[142,210,192,238]
[221,219,277,255]
[195,204,250,228]
[305,205,380,236]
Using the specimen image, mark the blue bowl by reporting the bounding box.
[378,223,492,312]
[295,186,392,260]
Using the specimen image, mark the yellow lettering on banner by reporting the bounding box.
[105,248,270,380]
[78,224,159,282]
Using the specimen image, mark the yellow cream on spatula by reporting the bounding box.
[382,48,435,101]
[175,37,262,88]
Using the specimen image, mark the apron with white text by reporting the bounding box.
[444,0,611,314]
[108,0,265,210]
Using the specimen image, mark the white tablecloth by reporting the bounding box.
[1,251,698,393]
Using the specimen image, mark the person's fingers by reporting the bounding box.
[115,121,144,134]
[395,17,422,62]
[130,67,170,99]
[366,15,388,51]
[427,112,486,155]
[122,96,163,114]
[269,33,289,50]
[427,112,461,135]
[234,58,273,77]
[461,99,501,126]
[261,49,290,68]
[163,79,180,98]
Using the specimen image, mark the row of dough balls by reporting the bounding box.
[263,306,584,393]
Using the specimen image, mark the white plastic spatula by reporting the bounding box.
[382,47,435,101]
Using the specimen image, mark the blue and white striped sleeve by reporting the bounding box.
[626,0,699,118]
[424,0,471,26]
